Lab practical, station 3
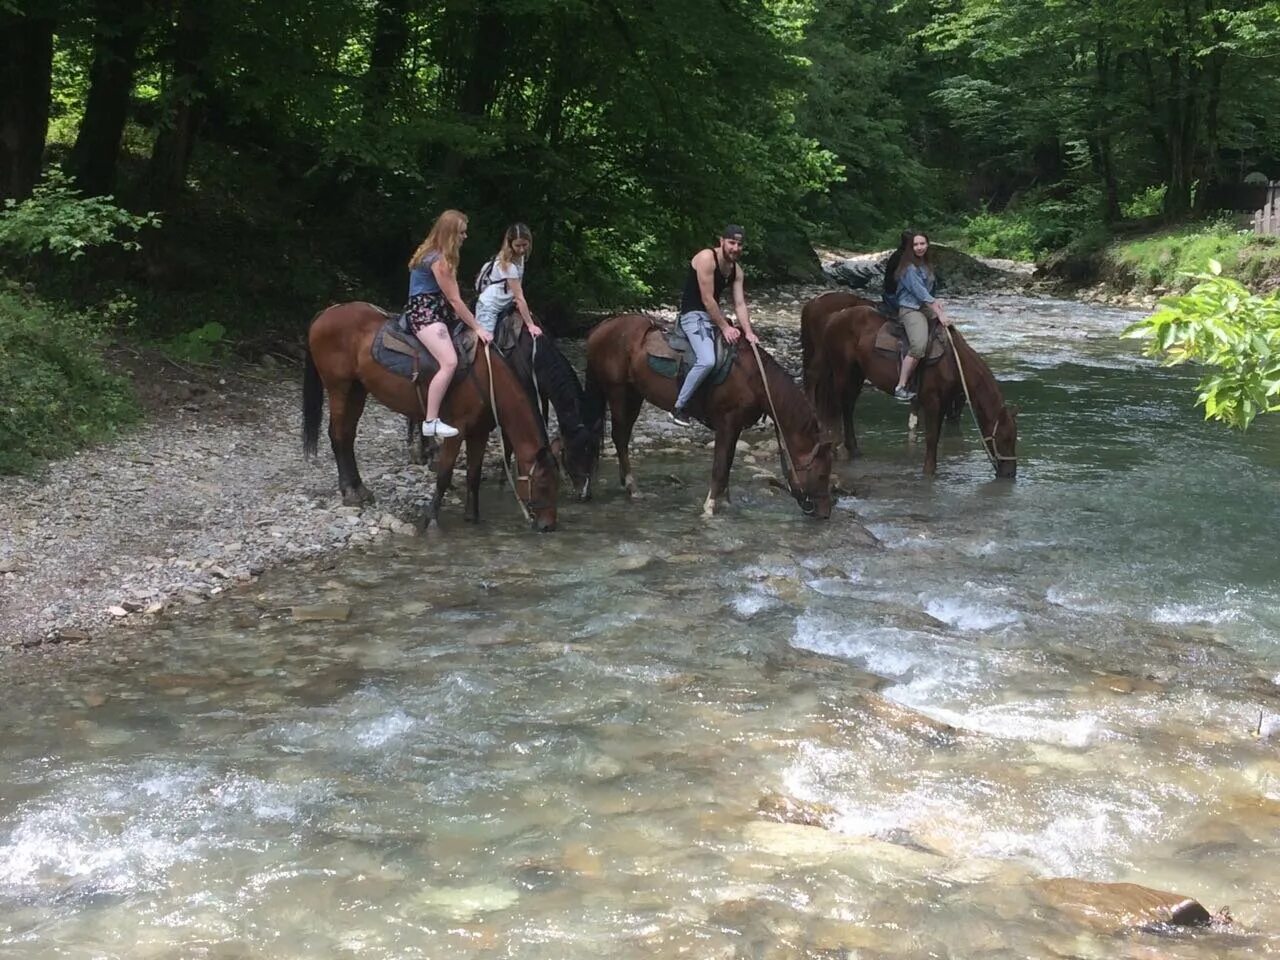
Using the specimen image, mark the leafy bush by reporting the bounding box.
[1121,184,1166,220]
[0,285,138,474]
[158,320,228,364]
[0,168,159,261]
[1123,260,1280,429]
[954,187,1106,261]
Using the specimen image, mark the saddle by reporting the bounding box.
[873,317,948,367]
[643,319,737,388]
[371,311,478,386]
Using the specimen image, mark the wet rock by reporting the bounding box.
[1031,879,1214,932]
[407,883,519,921]
[290,602,351,622]
[756,792,835,828]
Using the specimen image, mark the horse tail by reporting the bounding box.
[302,347,324,459]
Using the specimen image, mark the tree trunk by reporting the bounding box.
[148,0,211,208]
[1091,40,1121,222]
[364,0,411,118]
[0,9,56,202]
[67,0,150,197]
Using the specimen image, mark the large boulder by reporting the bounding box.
[822,244,1020,295]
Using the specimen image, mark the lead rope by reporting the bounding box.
[530,333,545,425]
[748,340,799,488]
[484,342,534,523]
[943,325,1014,469]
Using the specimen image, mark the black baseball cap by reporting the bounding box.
[721,224,745,241]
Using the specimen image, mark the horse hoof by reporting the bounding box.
[357,486,377,505]
[626,489,644,501]
[341,490,363,507]
[408,447,426,466]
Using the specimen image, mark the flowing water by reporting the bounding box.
[3,294,1280,959]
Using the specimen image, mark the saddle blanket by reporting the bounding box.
[873,318,948,366]
[371,311,477,384]
[643,319,736,386]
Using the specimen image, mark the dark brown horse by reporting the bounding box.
[407,328,603,500]
[303,302,560,531]
[802,295,1017,477]
[585,313,834,518]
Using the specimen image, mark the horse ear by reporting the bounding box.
[1009,404,1022,417]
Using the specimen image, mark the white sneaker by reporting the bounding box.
[421,418,459,438]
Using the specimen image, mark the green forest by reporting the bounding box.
[3,0,1280,467]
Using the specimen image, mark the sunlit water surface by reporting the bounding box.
[3,294,1279,959]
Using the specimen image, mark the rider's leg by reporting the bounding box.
[896,308,928,395]
[674,311,716,415]
[416,323,458,430]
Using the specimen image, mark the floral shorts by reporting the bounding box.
[404,292,455,334]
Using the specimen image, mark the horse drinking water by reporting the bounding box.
[303,302,560,531]
[801,293,1017,477]
[585,313,833,518]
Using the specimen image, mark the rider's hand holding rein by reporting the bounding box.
[432,256,492,344]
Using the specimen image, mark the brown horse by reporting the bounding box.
[802,295,1017,477]
[584,313,834,518]
[303,302,560,531]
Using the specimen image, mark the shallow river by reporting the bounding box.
[3,294,1280,959]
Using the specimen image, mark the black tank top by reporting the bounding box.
[679,249,736,314]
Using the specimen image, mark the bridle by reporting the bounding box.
[944,326,1016,471]
[485,342,551,524]
[748,339,823,514]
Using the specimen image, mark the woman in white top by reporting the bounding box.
[474,223,543,339]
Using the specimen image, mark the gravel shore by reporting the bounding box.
[0,367,419,649]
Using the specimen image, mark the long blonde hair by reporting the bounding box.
[495,222,533,270]
[409,209,468,271]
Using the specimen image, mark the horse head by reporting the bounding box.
[786,440,835,519]
[520,445,562,532]
[991,404,1019,479]
[554,423,602,502]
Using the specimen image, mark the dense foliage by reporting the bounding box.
[1124,261,1280,430]
[3,0,1276,311]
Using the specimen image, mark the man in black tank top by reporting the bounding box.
[670,224,760,426]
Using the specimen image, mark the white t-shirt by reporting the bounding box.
[477,257,524,312]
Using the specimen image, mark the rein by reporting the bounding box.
[484,342,535,523]
[748,340,801,492]
[943,325,1016,470]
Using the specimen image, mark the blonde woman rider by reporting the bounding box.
[404,209,493,437]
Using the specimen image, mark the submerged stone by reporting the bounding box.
[1032,878,1214,932]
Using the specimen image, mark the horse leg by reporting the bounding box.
[609,386,644,499]
[328,384,374,506]
[464,431,487,522]
[921,398,942,475]
[425,435,462,528]
[704,424,741,518]
[843,370,863,460]
[406,414,429,465]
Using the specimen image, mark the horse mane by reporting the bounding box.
[487,346,549,447]
[754,346,821,444]
[946,327,1007,429]
[530,335,599,438]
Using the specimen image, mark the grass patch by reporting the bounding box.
[1108,221,1280,292]
[0,285,138,474]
